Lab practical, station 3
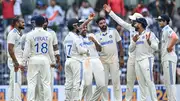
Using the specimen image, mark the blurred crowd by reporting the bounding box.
[0,0,180,85]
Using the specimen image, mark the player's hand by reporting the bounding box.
[50,64,55,68]
[88,13,95,20]
[103,4,111,13]
[88,36,96,42]
[14,62,19,72]
[146,32,151,41]
[119,58,124,68]
[167,47,173,53]
[57,63,63,72]
[19,65,24,71]
[132,34,139,42]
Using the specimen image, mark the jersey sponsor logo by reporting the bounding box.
[136,41,144,45]
[101,40,113,46]
[83,42,93,45]
[33,36,48,42]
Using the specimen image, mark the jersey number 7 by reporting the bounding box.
[66,44,72,56]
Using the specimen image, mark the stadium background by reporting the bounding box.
[0,0,180,100]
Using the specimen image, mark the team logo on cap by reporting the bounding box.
[109,35,112,38]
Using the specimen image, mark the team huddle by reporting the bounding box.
[7,4,178,101]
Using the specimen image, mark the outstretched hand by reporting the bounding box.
[88,13,95,20]
[103,4,111,13]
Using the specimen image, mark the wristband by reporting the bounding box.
[54,50,60,55]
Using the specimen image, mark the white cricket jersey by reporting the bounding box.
[22,27,55,66]
[129,30,159,61]
[63,32,88,61]
[47,28,58,46]
[95,28,121,63]
[161,25,178,63]
[7,28,23,59]
[81,33,99,58]
[109,11,138,58]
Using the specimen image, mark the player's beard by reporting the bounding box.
[19,26,24,29]
[134,26,139,31]
[101,25,107,31]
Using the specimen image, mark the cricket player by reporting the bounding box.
[95,17,124,101]
[7,16,25,101]
[20,15,55,101]
[129,18,158,101]
[156,14,178,101]
[63,18,90,101]
[79,19,105,101]
[103,4,146,101]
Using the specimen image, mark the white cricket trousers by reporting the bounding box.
[7,58,22,101]
[65,58,83,101]
[162,61,177,101]
[80,58,105,101]
[125,57,148,101]
[27,55,52,101]
[35,67,54,101]
[101,62,122,101]
[135,57,157,101]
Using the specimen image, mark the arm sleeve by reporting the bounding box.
[22,35,31,66]
[114,29,122,42]
[48,34,56,64]
[7,32,16,44]
[75,38,88,54]
[149,33,159,51]
[109,11,132,30]
[129,40,136,53]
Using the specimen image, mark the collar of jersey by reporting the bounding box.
[70,31,79,37]
[35,27,44,30]
[162,25,169,32]
[100,28,109,36]
[13,28,21,35]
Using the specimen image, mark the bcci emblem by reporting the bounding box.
[109,35,112,38]
[142,36,145,39]
[100,38,102,40]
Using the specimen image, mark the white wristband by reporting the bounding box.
[54,50,60,55]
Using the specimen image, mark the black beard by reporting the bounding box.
[101,25,107,31]
[19,26,24,29]
[135,27,139,31]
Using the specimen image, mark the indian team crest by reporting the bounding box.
[109,35,112,38]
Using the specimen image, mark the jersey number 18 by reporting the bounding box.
[35,42,48,53]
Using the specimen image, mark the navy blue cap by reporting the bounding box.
[35,15,45,26]
[67,18,79,30]
[31,16,37,24]
[156,14,170,23]
[136,18,148,28]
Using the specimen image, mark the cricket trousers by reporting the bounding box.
[80,58,105,101]
[7,58,22,101]
[35,67,54,101]
[135,57,157,101]
[27,55,52,101]
[125,57,148,101]
[65,58,83,101]
[101,62,122,101]
[162,60,177,101]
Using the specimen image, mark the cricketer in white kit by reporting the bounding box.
[35,17,63,101]
[95,17,124,101]
[7,17,25,101]
[103,4,146,101]
[63,18,89,101]
[79,23,105,101]
[20,16,55,101]
[156,14,179,101]
[129,18,158,101]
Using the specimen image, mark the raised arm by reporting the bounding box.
[103,4,132,30]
